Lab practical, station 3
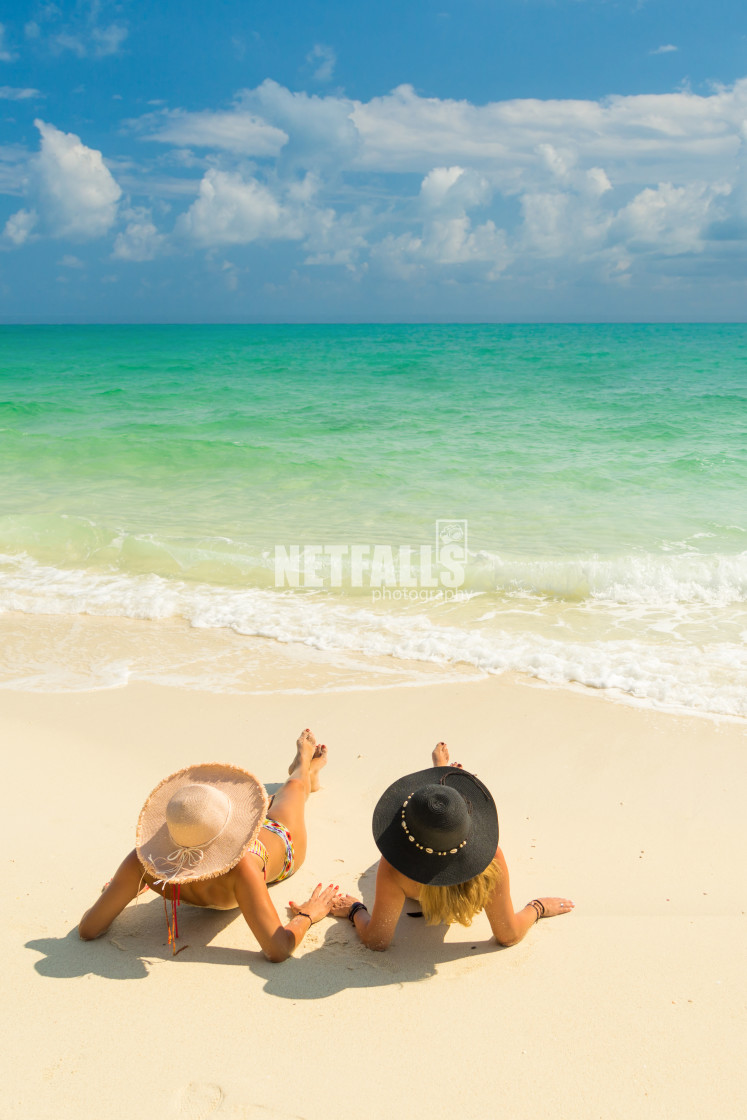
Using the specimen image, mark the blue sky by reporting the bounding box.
[1,0,747,322]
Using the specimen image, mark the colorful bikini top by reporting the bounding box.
[248,835,270,879]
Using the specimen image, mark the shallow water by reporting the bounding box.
[1,324,745,715]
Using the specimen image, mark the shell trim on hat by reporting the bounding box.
[400,792,469,856]
[372,766,499,887]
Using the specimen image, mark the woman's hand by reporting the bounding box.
[329,891,362,918]
[533,897,575,919]
[288,883,340,924]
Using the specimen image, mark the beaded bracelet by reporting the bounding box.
[348,901,368,924]
[296,911,313,927]
[528,899,545,922]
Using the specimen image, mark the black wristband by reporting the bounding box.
[348,901,368,924]
[296,911,313,928]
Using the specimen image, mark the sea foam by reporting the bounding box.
[1,552,744,717]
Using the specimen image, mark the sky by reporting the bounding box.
[2,0,747,322]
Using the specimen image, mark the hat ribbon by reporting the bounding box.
[150,845,206,883]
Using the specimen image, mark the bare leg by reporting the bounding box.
[269,729,328,870]
[432,741,462,768]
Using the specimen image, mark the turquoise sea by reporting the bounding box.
[1,324,745,716]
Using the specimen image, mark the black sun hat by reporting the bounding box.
[372,766,499,887]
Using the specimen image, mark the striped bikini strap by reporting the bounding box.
[248,836,269,879]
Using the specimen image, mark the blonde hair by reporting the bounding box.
[418,859,501,927]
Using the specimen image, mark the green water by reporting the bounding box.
[0,324,745,713]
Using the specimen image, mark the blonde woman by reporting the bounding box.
[320,743,573,951]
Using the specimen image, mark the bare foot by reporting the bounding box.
[432,741,462,768]
[288,728,316,777]
[309,744,328,792]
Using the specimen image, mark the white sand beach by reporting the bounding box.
[4,669,746,1120]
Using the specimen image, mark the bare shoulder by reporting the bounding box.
[232,852,269,898]
[378,857,416,899]
[119,848,146,880]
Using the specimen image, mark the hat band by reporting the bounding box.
[147,801,233,883]
[400,792,468,857]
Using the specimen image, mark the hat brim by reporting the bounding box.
[136,762,268,883]
[372,766,499,886]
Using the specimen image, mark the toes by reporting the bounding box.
[310,745,328,773]
[432,741,450,763]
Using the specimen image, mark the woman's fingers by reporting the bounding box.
[291,884,340,920]
[329,892,357,916]
[541,897,575,917]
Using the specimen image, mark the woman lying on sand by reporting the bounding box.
[316,742,573,951]
[79,729,338,962]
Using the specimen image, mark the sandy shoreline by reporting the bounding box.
[5,672,746,1119]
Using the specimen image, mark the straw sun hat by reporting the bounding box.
[136,763,268,884]
[372,766,499,887]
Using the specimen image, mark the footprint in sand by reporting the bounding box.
[177,1082,224,1118]
[177,1082,306,1120]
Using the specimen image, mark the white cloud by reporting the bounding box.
[0,23,16,61]
[112,207,165,261]
[0,86,42,100]
[350,82,747,186]
[134,81,359,168]
[371,163,510,278]
[420,166,491,213]
[613,181,729,255]
[30,119,121,239]
[229,81,361,168]
[221,260,240,291]
[28,1,128,58]
[140,78,747,192]
[90,23,128,57]
[586,167,613,197]
[307,43,336,84]
[651,44,678,55]
[0,143,29,195]
[423,217,509,267]
[14,76,747,295]
[58,253,84,268]
[373,218,511,278]
[303,207,368,269]
[520,189,612,259]
[51,32,86,58]
[3,208,37,245]
[177,169,308,246]
[137,109,288,157]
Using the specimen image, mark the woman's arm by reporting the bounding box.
[78,849,145,940]
[484,846,574,946]
[330,858,406,951]
[234,857,338,963]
